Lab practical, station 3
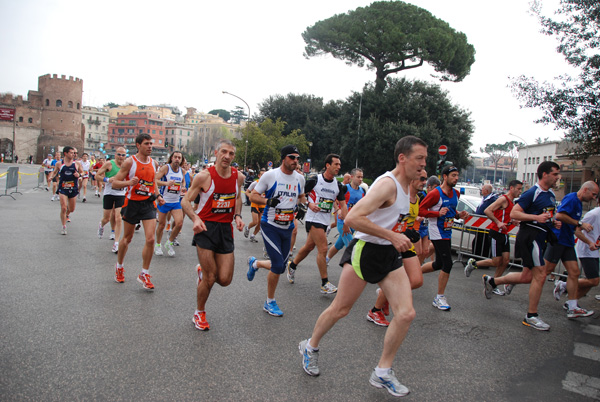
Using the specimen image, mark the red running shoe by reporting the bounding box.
[193,311,210,331]
[115,265,125,283]
[137,272,154,290]
[367,310,390,327]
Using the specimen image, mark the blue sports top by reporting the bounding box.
[515,183,556,232]
[552,191,582,247]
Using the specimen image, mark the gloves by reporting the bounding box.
[404,228,420,244]
[266,197,280,208]
[296,203,308,222]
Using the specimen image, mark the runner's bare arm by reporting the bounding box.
[155,165,171,187]
[234,173,245,231]
[181,170,211,234]
[345,176,411,252]
[111,157,136,190]
[484,196,508,230]
[95,161,112,183]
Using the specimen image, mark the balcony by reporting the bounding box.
[87,118,101,126]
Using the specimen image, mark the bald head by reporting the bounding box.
[342,173,351,185]
[481,184,493,197]
[579,180,599,202]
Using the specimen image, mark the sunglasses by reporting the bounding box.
[116,153,127,157]
[287,154,300,160]
[419,176,427,181]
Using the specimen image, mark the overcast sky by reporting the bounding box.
[0,0,574,155]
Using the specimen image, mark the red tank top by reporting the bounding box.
[489,195,513,233]
[126,155,156,201]
[196,166,239,223]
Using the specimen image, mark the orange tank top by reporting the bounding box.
[126,155,156,201]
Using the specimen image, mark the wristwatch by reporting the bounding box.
[577,220,583,227]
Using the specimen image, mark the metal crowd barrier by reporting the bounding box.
[452,214,566,279]
[0,167,22,200]
[34,169,45,190]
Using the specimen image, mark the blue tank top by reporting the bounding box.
[337,183,365,223]
[431,186,458,240]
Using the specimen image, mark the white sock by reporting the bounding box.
[114,242,119,246]
[567,299,578,310]
[195,309,204,315]
[437,294,444,299]
[306,339,318,352]
[116,263,123,269]
[252,261,258,269]
[267,298,275,303]
[142,269,149,275]
[375,367,391,377]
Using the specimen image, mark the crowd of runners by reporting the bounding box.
[43,134,599,398]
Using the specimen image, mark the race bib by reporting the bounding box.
[134,179,154,197]
[211,192,235,214]
[443,217,454,230]
[167,182,181,194]
[542,207,555,222]
[274,208,294,225]
[62,181,75,189]
[317,197,334,212]
[392,213,409,233]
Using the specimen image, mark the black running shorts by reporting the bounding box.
[340,238,402,284]
[103,195,125,210]
[192,221,234,254]
[121,199,156,224]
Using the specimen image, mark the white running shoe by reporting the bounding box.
[109,231,115,240]
[433,295,451,310]
[154,244,163,256]
[166,241,175,257]
[320,281,338,294]
[112,242,119,253]
[61,226,67,235]
[98,222,104,239]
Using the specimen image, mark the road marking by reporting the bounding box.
[562,371,600,400]
[574,342,600,362]
[583,324,600,337]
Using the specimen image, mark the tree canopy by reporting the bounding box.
[208,109,231,122]
[302,1,476,92]
[511,0,600,158]
[230,106,248,124]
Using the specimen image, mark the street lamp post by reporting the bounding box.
[509,133,530,186]
[308,142,313,172]
[222,91,250,168]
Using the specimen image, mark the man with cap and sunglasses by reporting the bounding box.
[287,153,348,294]
[419,165,469,311]
[246,145,306,316]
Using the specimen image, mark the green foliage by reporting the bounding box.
[104,102,119,108]
[208,109,231,122]
[302,1,475,92]
[334,78,474,178]
[232,118,310,170]
[511,0,600,158]
[230,106,248,124]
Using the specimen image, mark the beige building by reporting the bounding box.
[82,106,109,155]
[165,122,194,153]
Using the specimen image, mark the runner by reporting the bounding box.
[246,145,306,317]
[42,153,54,192]
[79,153,91,202]
[367,168,427,327]
[154,151,186,257]
[482,161,561,330]
[467,180,523,296]
[548,181,598,318]
[96,147,127,253]
[50,152,61,201]
[286,154,348,294]
[92,157,105,197]
[325,168,365,264]
[573,196,600,306]
[51,146,83,235]
[181,139,245,331]
[298,136,426,397]
[418,176,440,264]
[244,168,266,243]
[110,134,165,289]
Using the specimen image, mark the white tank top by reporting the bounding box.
[159,164,184,203]
[354,171,409,246]
[305,173,342,226]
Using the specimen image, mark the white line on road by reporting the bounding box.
[574,342,600,362]
[562,371,600,400]
[583,324,600,337]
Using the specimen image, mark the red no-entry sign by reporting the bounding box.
[438,145,448,156]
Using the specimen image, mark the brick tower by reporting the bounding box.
[36,74,84,161]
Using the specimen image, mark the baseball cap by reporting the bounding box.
[280,145,300,160]
[48,154,52,157]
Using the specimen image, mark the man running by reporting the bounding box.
[418,176,440,264]
[287,154,348,294]
[244,168,266,243]
[96,147,128,253]
[325,168,365,264]
[111,134,165,289]
[298,136,426,397]
[419,165,469,310]
[79,153,91,202]
[154,151,186,257]
[51,146,83,235]
[467,180,523,296]
[483,161,561,330]
[573,196,600,306]
[42,153,54,192]
[92,157,105,197]
[549,181,598,318]
[246,145,306,317]
[181,139,245,331]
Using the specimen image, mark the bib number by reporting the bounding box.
[211,192,235,214]
[274,208,294,225]
[317,198,334,212]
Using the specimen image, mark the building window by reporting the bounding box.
[68,101,73,108]
[543,156,547,161]
[536,157,540,164]
[159,140,162,144]
[548,156,552,161]
[18,116,23,122]
[45,99,49,106]
[77,103,80,110]
[28,117,32,123]
[139,129,143,134]
[152,130,156,134]
[56,100,62,107]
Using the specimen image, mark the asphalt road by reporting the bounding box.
[1,163,599,401]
